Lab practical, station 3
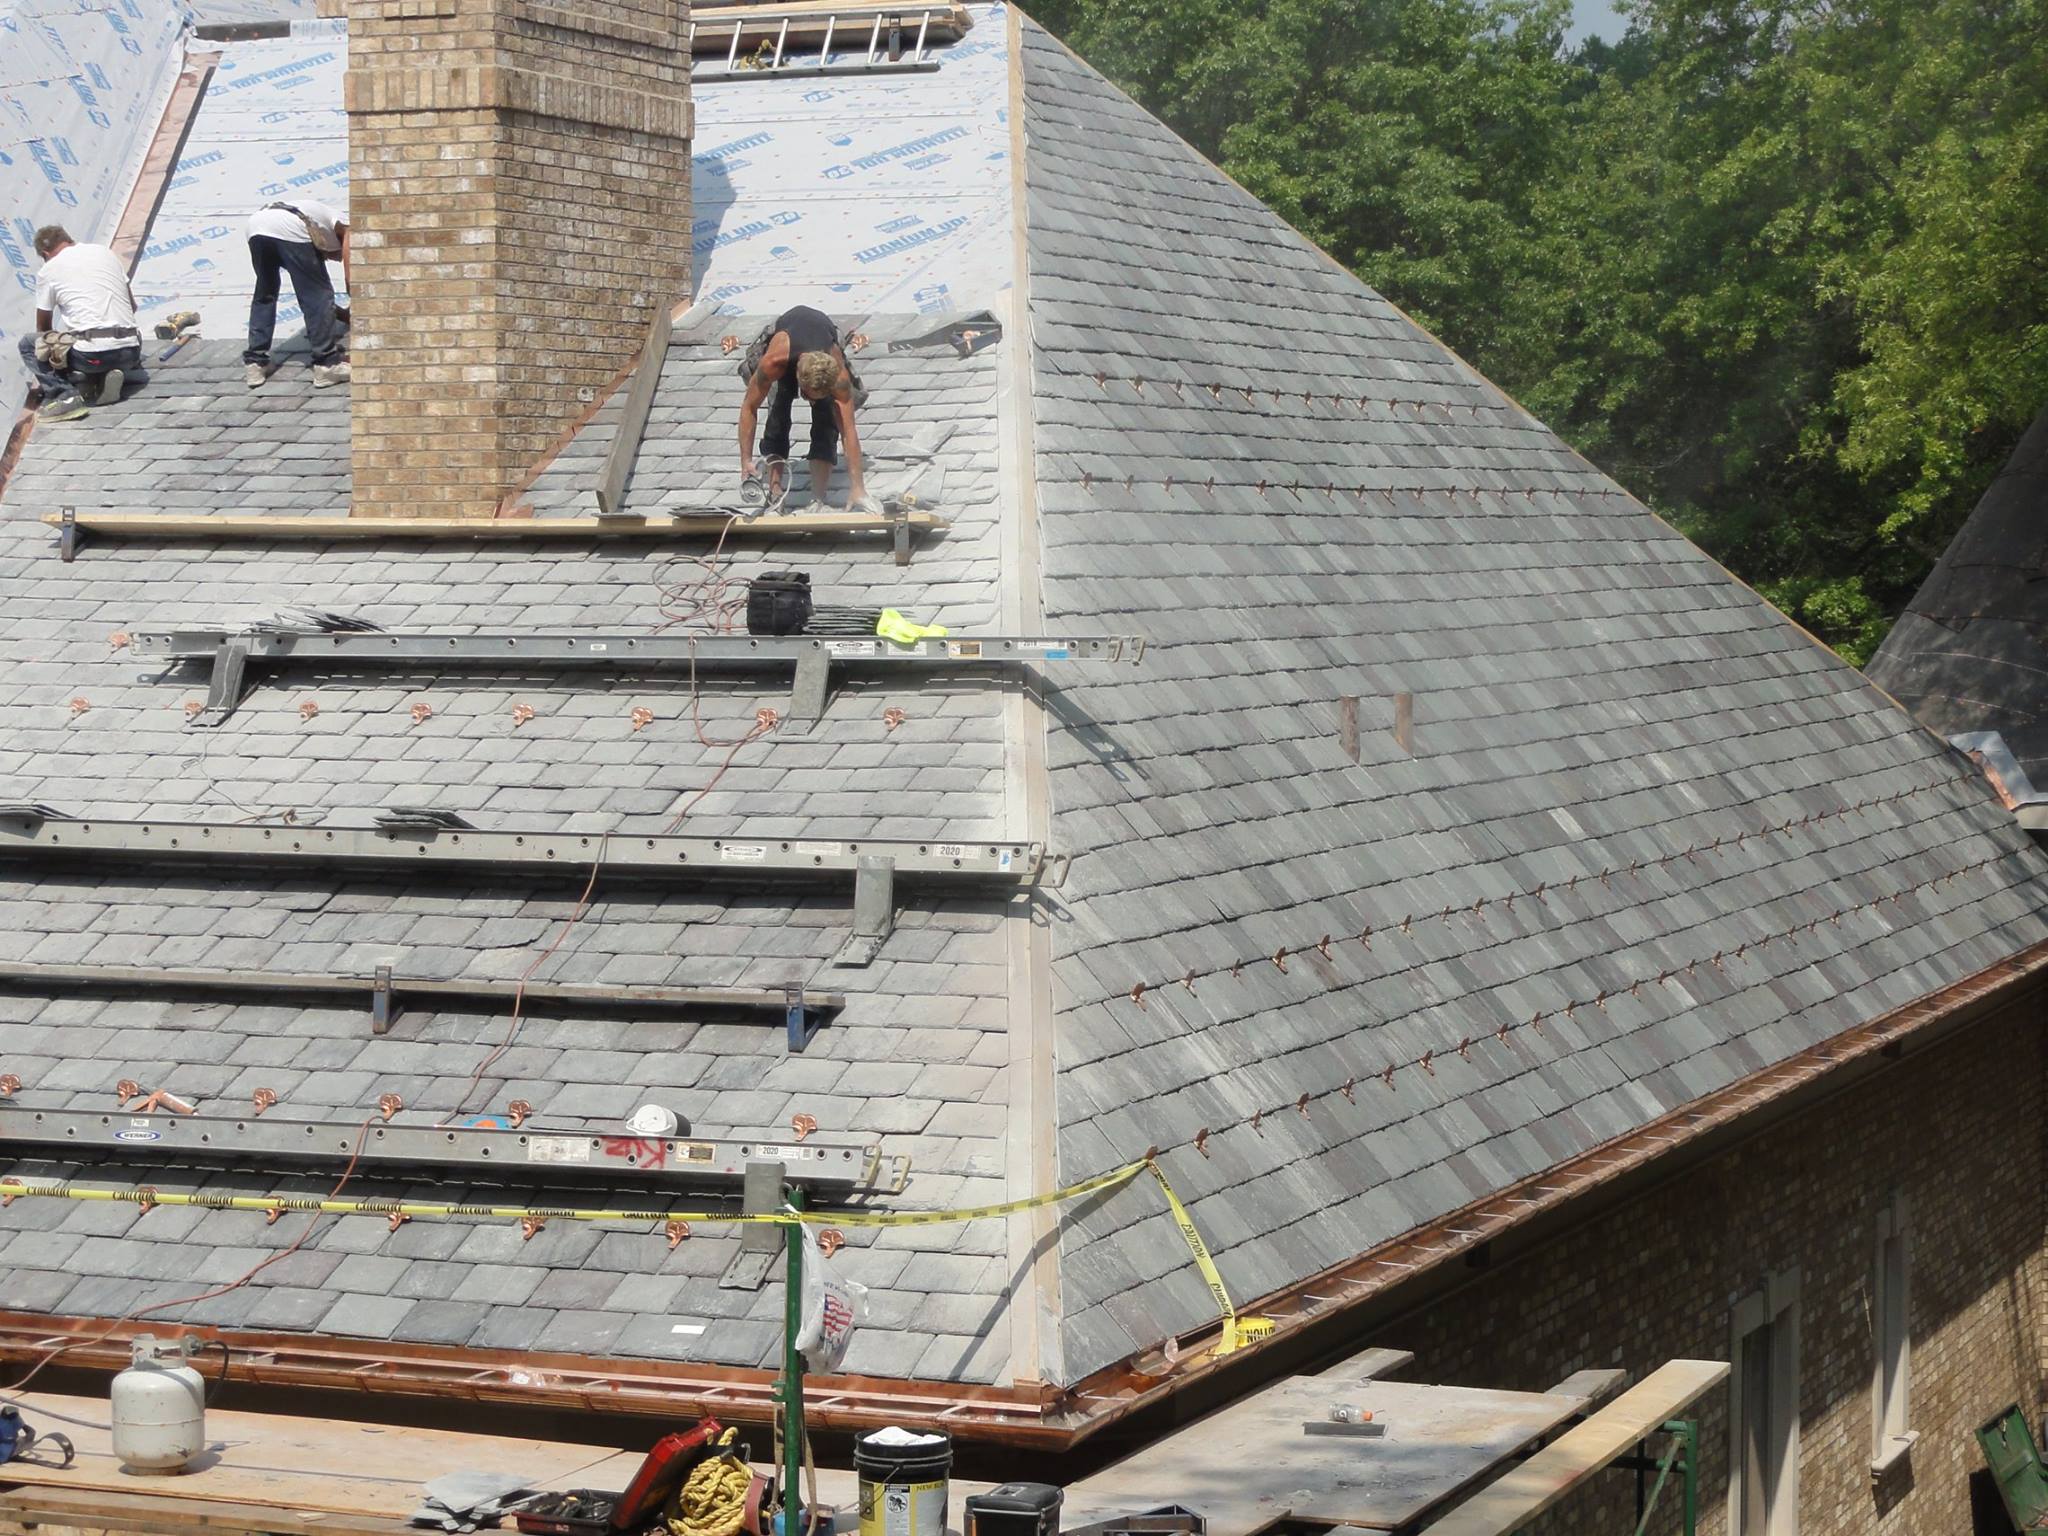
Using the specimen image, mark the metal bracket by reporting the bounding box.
[830,856,896,968]
[131,627,1147,724]
[890,506,912,567]
[370,964,395,1035]
[720,1159,787,1291]
[57,506,82,564]
[785,984,824,1052]
[189,637,251,729]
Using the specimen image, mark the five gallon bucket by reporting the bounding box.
[855,1428,951,1536]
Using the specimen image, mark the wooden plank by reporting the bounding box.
[1543,1367,1628,1407]
[1063,1378,1588,1536]
[0,1394,630,1521]
[1312,1346,1415,1382]
[596,301,676,516]
[1420,1360,1730,1536]
[39,511,942,541]
[0,1484,372,1536]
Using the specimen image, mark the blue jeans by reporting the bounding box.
[18,333,147,399]
[244,235,342,366]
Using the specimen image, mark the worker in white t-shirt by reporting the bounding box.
[244,197,351,389]
[19,225,146,423]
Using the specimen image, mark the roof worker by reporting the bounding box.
[19,225,146,423]
[243,197,351,389]
[734,305,875,511]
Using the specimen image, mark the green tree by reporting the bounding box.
[1032,0,2048,666]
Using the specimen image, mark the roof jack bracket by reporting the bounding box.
[890,504,913,567]
[370,964,396,1035]
[789,647,832,730]
[831,855,896,968]
[719,1159,786,1291]
[57,506,82,564]
[189,637,251,728]
[786,983,825,1052]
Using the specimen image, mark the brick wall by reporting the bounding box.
[342,0,692,518]
[1358,999,2047,1535]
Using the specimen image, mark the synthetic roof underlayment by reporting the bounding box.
[1865,408,2048,787]
[1,4,2045,1417]
[0,0,190,389]
[131,20,349,337]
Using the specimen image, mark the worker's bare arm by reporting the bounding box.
[334,222,350,292]
[836,388,866,504]
[738,372,772,478]
[34,308,52,333]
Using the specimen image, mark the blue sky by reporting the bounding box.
[1568,0,1629,42]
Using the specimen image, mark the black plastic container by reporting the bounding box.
[747,572,813,636]
[964,1483,1062,1536]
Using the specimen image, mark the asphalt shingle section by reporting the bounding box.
[1015,17,2048,1384]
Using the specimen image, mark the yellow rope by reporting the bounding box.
[669,1427,753,1536]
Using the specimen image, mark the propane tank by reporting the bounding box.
[110,1335,205,1474]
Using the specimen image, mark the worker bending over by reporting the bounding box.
[19,225,145,422]
[243,198,351,389]
[736,305,874,511]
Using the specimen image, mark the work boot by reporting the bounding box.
[245,362,268,389]
[37,392,87,423]
[93,368,125,406]
[312,360,352,389]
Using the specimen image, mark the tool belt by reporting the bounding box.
[73,325,140,342]
[34,331,71,368]
[265,201,335,253]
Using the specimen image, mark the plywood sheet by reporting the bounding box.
[1422,1360,1728,1536]
[1063,1378,1585,1536]
[2,1393,636,1519]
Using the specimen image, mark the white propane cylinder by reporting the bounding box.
[110,1335,206,1474]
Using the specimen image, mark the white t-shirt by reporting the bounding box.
[33,242,137,355]
[248,198,345,255]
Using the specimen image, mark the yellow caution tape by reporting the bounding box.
[1144,1160,1270,1356]
[0,1161,1148,1232]
[0,1156,1260,1354]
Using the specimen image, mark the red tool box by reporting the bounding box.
[511,1420,726,1536]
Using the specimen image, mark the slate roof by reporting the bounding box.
[0,22,1024,1385]
[1010,19,2048,1381]
[1,4,2045,1408]
[1865,408,2048,785]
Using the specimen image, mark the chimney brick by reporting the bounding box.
[344,0,693,517]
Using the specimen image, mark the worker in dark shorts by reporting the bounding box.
[733,305,873,511]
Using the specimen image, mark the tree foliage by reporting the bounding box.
[1030,0,2048,664]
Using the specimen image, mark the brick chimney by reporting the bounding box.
[343,0,693,518]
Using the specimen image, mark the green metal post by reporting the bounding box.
[782,1187,806,1535]
[1672,1418,1698,1536]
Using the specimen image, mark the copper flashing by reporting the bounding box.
[1042,934,2048,1435]
[3,939,2043,1448]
